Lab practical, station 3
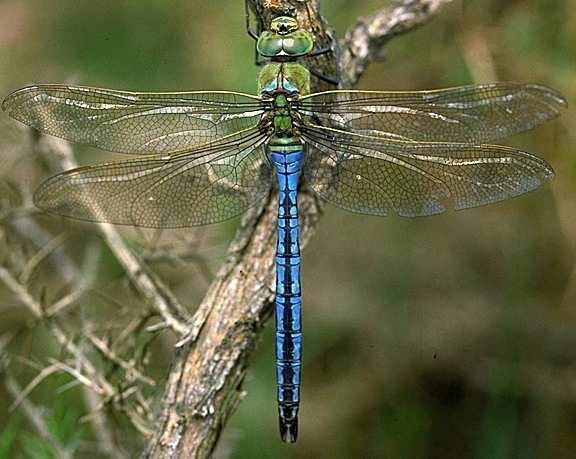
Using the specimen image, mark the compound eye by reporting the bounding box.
[281,31,314,56]
[256,33,283,57]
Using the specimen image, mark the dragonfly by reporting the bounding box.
[2,15,566,443]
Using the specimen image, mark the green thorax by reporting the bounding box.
[258,64,310,145]
[271,93,294,144]
[258,62,310,96]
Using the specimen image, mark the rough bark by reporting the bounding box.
[143,1,452,457]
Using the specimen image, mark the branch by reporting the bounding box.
[34,136,191,336]
[4,369,73,459]
[340,0,453,87]
[2,188,132,457]
[0,233,154,444]
[0,266,116,398]
[144,1,451,457]
[81,387,131,459]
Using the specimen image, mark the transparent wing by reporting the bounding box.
[2,84,267,155]
[34,128,273,227]
[298,83,566,143]
[301,124,554,217]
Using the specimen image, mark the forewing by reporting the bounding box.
[299,83,566,143]
[301,124,554,217]
[2,85,267,155]
[34,128,273,227]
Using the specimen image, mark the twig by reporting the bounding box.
[85,329,156,387]
[143,247,214,286]
[34,136,192,336]
[9,216,78,283]
[4,368,73,459]
[19,232,69,285]
[47,358,107,395]
[340,0,453,87]
[81,387,130,459]
[0,265,43,317]
[1,138,144,454]
[46,240,100,317]
[8,363,63,411]
[0,266,117,398]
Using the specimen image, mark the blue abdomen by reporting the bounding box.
[270,141,304,443]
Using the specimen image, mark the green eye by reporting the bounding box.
[283,31,313,56]
[257,30,314,58]
[257,32,284,58]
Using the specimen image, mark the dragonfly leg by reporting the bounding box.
[308,44,332,58]
[309,66,340,86]
[244,0,259,40]
[308,33,340,86]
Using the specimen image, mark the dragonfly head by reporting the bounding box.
[257,16,314,60]
[270,16,299,35]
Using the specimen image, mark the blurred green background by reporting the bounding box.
[0,0,575,458]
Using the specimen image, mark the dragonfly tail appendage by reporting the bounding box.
[279,405,299,442]
[271,143,304,443]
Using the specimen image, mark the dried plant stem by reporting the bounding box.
[35,136,192,335]
[340,0,453,87]
[4,371,72,459]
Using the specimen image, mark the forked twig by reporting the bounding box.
[340,0,453,86]
[4,369,73,459]
[33,136,192,336]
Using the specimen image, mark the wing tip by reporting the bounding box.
[543,160,556,179]
[530,152,555,180]
[2,85,42,113]
[1,89,18,113]
[525,83,568,109]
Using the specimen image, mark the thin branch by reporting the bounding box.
[1,133,150,454]
[4,368,73,459]
[8,363,63,411]
[34,136,191,336]
[19,232,69,285]
[0,265,117,398]
[340,0,453,87]
[0,265,43,317]
[47,358,107,395]
[85,329,156,387]
[143,245,214,286]
[9,215,78,283]
[81,387,131,459]
[46,240,100,317]
[79,385,155,438]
